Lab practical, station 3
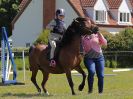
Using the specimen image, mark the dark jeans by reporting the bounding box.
[84,56,105,93]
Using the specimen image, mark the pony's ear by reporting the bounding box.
[73,18,79,23]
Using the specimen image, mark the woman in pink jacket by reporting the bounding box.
[82,26,107,94]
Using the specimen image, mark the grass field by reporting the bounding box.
[0,68,133,99]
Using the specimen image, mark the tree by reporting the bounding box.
[0,0,21,39]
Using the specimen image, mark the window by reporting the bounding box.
[120,12,130,23]
[95,10,106,23]
[26,43,30,47]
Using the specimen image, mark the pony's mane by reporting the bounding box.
[60,17,88,47]
[60,25,77,47]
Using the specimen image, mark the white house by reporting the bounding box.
[11,0,83,47]
[11,0,43,47]
[81,0,133,34]
[11,0,133,47]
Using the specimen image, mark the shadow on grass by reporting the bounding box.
[0,82,25,86]
[1,93,53,98]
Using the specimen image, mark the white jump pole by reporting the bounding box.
[7,53,14,80]
[113,68,133,72]
[22,50,26,82]
[6,50,10,81]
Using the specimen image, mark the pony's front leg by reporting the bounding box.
[75,65,86,91]
[65,69,75,95]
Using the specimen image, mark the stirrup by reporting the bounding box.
[50,59,56,67]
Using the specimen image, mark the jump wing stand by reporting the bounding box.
[1,27,17,84]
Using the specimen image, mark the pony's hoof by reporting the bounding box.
[45,91,50,95]
[38,89,41,93]
[36,89,42,95]
[72,93,76,95]
[37,91,42,95]
[78,84,84,91]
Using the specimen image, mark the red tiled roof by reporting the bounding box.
[19,0,28,10]
[80,0,97,7]
[78,0,133,28]
[107,11,117,25]
[106,0,122,9]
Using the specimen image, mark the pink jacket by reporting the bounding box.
[82,33,107,54]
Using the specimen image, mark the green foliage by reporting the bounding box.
[0,57,29,71]
[1,68,133,98]
[101,28,133,68]
[105,59,118,68]
[34,29,50,45]
[14,57,29,70]
[0,0,20,26]
[101,28,133,51]
[100,30,113,51]
[110,60,117,68]
[119,27,133,50]
[0,0,21,39]
[80,60,86,68]
[105,59,110,68]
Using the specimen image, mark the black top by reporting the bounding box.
[52,19,66,35]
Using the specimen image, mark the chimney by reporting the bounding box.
[43,0,56,28]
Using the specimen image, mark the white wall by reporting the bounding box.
[119,0,130,12]
[12,0,43,47]
[101,27,124,34]
[86,0,108,22]
[118,0,131,24]
[94,0,107,10]
[56,0,78,28]
[95,0,107,23]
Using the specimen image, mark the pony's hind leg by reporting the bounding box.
[40,69,49,95]
[31,69,41,93]
[75,65,86,91]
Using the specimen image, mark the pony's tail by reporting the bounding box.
[29,45,35,71]
[29,45,35,54]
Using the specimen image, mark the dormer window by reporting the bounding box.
[95,10,107,23]
[119,12,130,23]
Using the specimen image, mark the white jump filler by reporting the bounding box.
[1,27,17,84]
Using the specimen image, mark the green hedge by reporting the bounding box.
[34,29,49,45]
[102,27,133,51]
[101,28,133,68]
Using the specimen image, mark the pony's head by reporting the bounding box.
[70,17,91,36]
[61,17,90,47]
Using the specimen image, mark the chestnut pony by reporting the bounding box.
[29,17,90,95]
